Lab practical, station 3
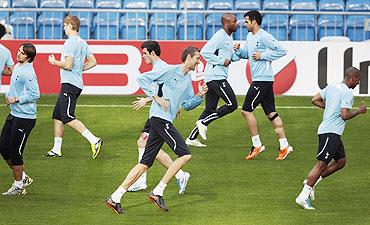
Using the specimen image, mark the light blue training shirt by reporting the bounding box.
[137,64,203,123]
[318,82,354,136]
[201,29,239,82]
[235,28,287,82]
[7,63,40,119]
[60,35,92,89]
[0,43,15,89]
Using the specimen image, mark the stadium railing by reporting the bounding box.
[0,7,369,41]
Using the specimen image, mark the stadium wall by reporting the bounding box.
[1,40,369,96]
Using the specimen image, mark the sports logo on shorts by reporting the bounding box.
[325,152,330,159]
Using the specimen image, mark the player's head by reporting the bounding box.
[141,41,161,65]
[17,43,36,63]
[244,10,262,32]
[182,46,200,70]
[64,15,80,35]
[221,13,238,33]
[344,67,361,89]
[0,23,6,39]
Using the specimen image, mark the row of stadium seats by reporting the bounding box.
[0,0,369,41]
[0,0,369,10]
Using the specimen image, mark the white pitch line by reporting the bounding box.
[0,104,317,109]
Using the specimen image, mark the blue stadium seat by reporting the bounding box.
[37,0,65,39]
[121,0,149,40]
[177,0,205,40]
[207,0,234,10]
[0,0,10,24]
[10,0,38,39]
[206,0,233,39]
[178,13,204,40]
[290,0,317,41]
[346,0,370,41]
[94,0,121,40]
[234,0,261,40]
[318,0,345,39]
[262,0,289,40]
[68,0,94,39]
[205,13,223,40]
[149,0,177,40]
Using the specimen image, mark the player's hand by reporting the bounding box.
[233,43,240,50]
[224,59,231,67]
[5,96,17,105]
[132,97,151,110]
[358,101,367,114]
[176,110,181,119]
[153,95,169,111]
[252,51,261,61]
[48,54,56,65]
[198,83,208,97]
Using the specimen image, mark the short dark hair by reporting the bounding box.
[22,43,37,63]
[141,41,161,56]
[0,23,6,39]
[181,46,200,63]
[244,10,262,25]
[344,66,361,78]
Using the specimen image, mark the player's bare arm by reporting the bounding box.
[2,66,13,76]
[83,54,97,71]
[153,95,169,111]
[341,101,367,120]
[312,92,325,109]
[48,54,73,71]
[133,96,152,110]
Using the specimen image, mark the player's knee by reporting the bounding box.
[241,110,251,117]
[137,138,146,149]
[267,112,279,122]
[181,154,192,162]
[337,158,346,169]
[317,161,328,171]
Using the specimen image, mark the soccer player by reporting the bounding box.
[105,46,207,214]
[296,67,366,210]
[186,13,239,147]
[0,23,14,86]
[44,15,103,158]
[234,10,293,160]
[0,43,40,195]
[128,41,190,194]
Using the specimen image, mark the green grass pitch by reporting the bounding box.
[0,95,369,225]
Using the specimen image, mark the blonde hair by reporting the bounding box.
[64,15,80,32]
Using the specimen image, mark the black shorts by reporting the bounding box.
[52,83,82,124]
[140,117,191,167]
[141,119,151,134]
[242,81,275,114]
[0,114,36,166]
[316,133,345,164]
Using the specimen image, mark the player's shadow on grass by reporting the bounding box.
[123,190,217,211]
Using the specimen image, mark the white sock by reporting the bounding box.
[298,184,312,200]
[175,170,185,179]
[14,180,23,189]
[81,129,100,144]
[252,135,262,147]
[51,137,63,154]
[111,186,127,203]
[279,138,289,149]
[314,176,323,187]
[153,181,167,196]
[22,171,27,180]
